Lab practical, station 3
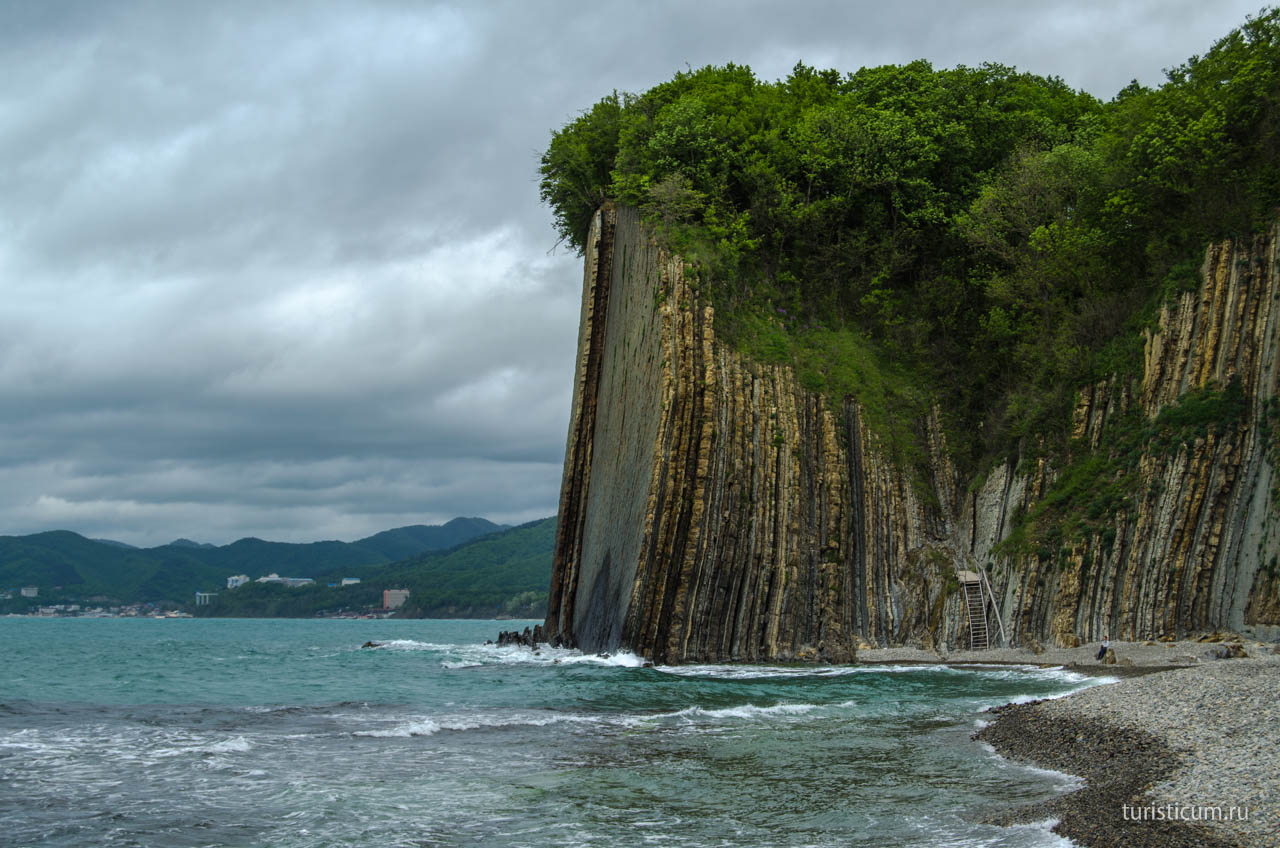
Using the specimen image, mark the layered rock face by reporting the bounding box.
[544,205,1280,661]
[969,229,1280,646]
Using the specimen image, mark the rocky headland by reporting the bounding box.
[544,205,1280,663]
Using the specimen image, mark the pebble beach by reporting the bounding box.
[861,638,1280,848]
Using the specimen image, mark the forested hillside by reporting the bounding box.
[0,517,504,610]
[194,517,555,619]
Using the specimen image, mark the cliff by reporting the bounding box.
[544,205,1280,662]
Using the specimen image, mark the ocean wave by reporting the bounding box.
[655,663,906,679]
[360,639,443,651]
[976,741,1085,792]
[349,698,845,739]
[154,733,256,758]
[657,702,824,721]
[657,662,1113,689]
[6,723,258,765]
[953,664,1100,685]
[351,710,618,738]
[439,644,647,669]
[921,815,1073,848]
[357,637,649,670]
[199,736,252,753]
[1001,819,1076,847]
[653,661,1057,680]
[973,671,1117,711]
[354,718,442,738]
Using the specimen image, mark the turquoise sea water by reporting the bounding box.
[0,618,1102,847]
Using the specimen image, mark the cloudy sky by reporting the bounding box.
[0,0,1262,546]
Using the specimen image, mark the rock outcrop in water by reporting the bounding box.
[544,204,1280,662]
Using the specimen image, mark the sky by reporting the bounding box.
[0,0,1265,547]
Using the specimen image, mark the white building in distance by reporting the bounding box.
[254,573,314,587]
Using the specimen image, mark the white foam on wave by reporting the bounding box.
[973,669,1119,714]
[5,724,190,763]
[1004,819,1075,847]
[351,697,846,739]
[355,718,442,738]
[654,662,960,679]
[351,710,621,739]
[948,663,1103,686]
[364,639,441,651]
[200,736,252,754]
[0,728,50,752]
[657,702,823,721]
[922,815,1073,848]
[153,733,256,758]
[975,740,1085,794]
[442,643,646,669]
[358,636,651,670]
[655,661,1098,682]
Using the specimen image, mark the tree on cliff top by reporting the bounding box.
[538,9,1280,473]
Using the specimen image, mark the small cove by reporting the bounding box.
[0,617,1107,847]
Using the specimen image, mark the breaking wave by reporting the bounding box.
[358,637,646,670]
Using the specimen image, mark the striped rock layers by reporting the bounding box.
[545,205,1280,661]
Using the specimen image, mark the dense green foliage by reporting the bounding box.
[195,518,555,619]
[0,518,503,609]
[0,531,231,607]
[995,377,1247,563]
[389,517,554,617]
[540,10,1280,473]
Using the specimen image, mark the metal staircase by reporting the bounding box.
[957,567,1005,650]
[959,571,988,650]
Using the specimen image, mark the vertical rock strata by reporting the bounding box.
[546,206,1280,662]
[969,229,1280,646]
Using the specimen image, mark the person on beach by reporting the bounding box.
[1096,637,1110,661]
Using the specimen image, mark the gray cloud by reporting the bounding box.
[0,0,1261,545]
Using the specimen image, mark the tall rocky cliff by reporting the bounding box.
[544,205,1280,662]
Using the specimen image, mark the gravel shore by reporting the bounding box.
[858,636,1263,669]
[960,642,1280,848]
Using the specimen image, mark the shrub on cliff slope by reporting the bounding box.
[539,9,1280,476]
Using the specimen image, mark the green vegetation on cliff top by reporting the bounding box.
[539,9,1280,479]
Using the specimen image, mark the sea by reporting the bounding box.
[0,617,1110,847]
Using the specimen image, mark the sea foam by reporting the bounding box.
[658,702,824,721]
[351,710,620,738]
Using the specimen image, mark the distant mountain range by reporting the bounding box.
[0,517,530,610]
[195,517,556,619]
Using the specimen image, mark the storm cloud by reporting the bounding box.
[0,0,1260,545]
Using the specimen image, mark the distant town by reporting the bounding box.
[0,515,553,619]
[3,578,412,619]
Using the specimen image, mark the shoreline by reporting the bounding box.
[976,699,1240,847]
[961,642,1279,848]
[855,636,1255,669]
